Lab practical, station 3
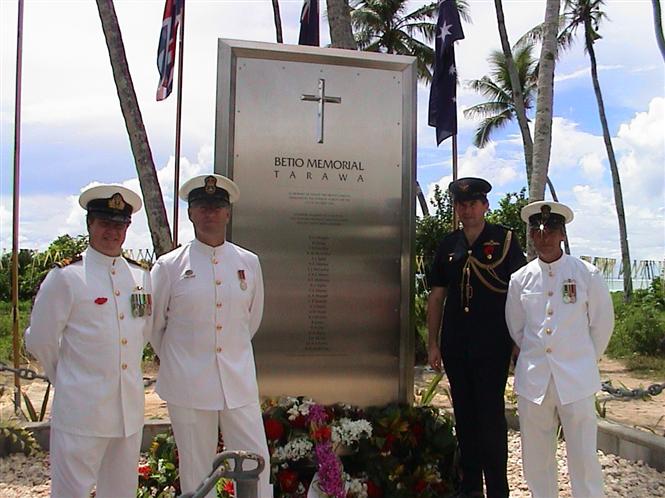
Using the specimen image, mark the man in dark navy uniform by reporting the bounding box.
[427,177,526,498]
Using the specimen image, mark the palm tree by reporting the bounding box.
[521,0,633,299]
[463,46,538,148]
[96,0,173,257]
[562,0,632,300]
[464,43,569,253]
[350,0,470,83]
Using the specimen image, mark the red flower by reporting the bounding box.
[138,463,151,478]
[366,480,383,498]
[414,479,427,493]
[483,245,494,258]
[312,425,332,441]
[264,417,284,441]
[94,297,108,305]
[291,414,307,429]
[223,480,235,496]
[277,469,300,493]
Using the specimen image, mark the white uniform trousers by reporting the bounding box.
[518,380,604,498]
[49,427,142,498]
[168,402,273,498]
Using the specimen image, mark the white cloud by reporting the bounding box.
[579,153,605,180]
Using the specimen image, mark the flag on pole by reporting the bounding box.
[428,0,464,145]
[298,0,319,46]
[156,0,184,101]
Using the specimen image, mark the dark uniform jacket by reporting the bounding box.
[430,223,526,358]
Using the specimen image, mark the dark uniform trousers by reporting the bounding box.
[444,349,511,498]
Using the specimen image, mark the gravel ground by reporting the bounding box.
[1,431,663,498]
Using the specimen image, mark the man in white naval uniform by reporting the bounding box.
[506,201,614,498]
[150,174,271,497]
[25,184,152,498]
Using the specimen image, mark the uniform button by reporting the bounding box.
[119,313,125,320]
[548,291,554,297]
[464,307,469,313]
[216,302,222,308]
[467,250,472,255]
[216,324,222,331]
[545,328,552,334]
[216,280,222,285]
[114,289,120,296]
[213,258,219,264]
[547,309,553,316]
[216,346,222,353]
[111,269,116,275]
[121,338,128,345]
[121,363,128,370]
[546,348,552,353]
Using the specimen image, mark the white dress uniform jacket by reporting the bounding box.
[25,247,152,437]
[506,255,614,405]
[150,239,264,410]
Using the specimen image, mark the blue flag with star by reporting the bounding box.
[428,0,464,145]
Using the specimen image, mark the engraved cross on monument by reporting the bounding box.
[301,79,341,143]
[215,40,416,406]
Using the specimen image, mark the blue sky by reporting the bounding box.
[1,0,663,264]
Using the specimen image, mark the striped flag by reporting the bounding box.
[298,0,319,46]
[156,0,184,101]
[428,0,464,144]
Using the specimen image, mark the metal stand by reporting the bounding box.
[178,450,265,498]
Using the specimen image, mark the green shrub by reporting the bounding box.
[0,300,31,364]
[607,278,665,357]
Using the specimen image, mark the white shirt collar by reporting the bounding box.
[537,252,567,271]
[192,238,228,255]
[85,246,121,267]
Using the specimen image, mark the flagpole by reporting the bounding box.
[452,134,459,229]
[11,0,25,413]
[172,0,186,248]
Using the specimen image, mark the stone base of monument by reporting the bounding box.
[16,415,665,472]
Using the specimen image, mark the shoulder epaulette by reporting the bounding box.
[124,256,149,269]
[53,254,82,268]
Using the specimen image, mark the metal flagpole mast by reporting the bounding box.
[11,0,25,413]
[172,0,186,248]
[452,134,459,229]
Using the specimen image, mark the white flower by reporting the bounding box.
[273,437,313,462]
[344,473,368,498]
[331,418,372,446]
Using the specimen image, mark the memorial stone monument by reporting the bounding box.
[214,39,416,406]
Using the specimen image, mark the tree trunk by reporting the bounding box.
[586,23,633,301]
[416,181,429,216]
[494,0,534,182]
[271,0,284,43]
[529,0,559,205]
[326,0,356,49]
[96,0,172,257]
[652,0,665,61]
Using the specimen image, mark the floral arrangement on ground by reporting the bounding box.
[264,397,458,498]
[136,398,458,498]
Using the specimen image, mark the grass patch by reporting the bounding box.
[0,300,31,364]
[623,355,665,379]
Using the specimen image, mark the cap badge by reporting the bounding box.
[539,205,551,231]
[204,176,217,194]
[108,193,126,210]
[459,182,470,192]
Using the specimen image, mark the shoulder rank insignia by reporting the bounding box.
[53,254,82,268]
[124,256,148,269]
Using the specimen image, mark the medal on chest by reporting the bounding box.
[238,269,247,291]
[482,240,500,260]
[131,286,152,317]
[562,279,577,304]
